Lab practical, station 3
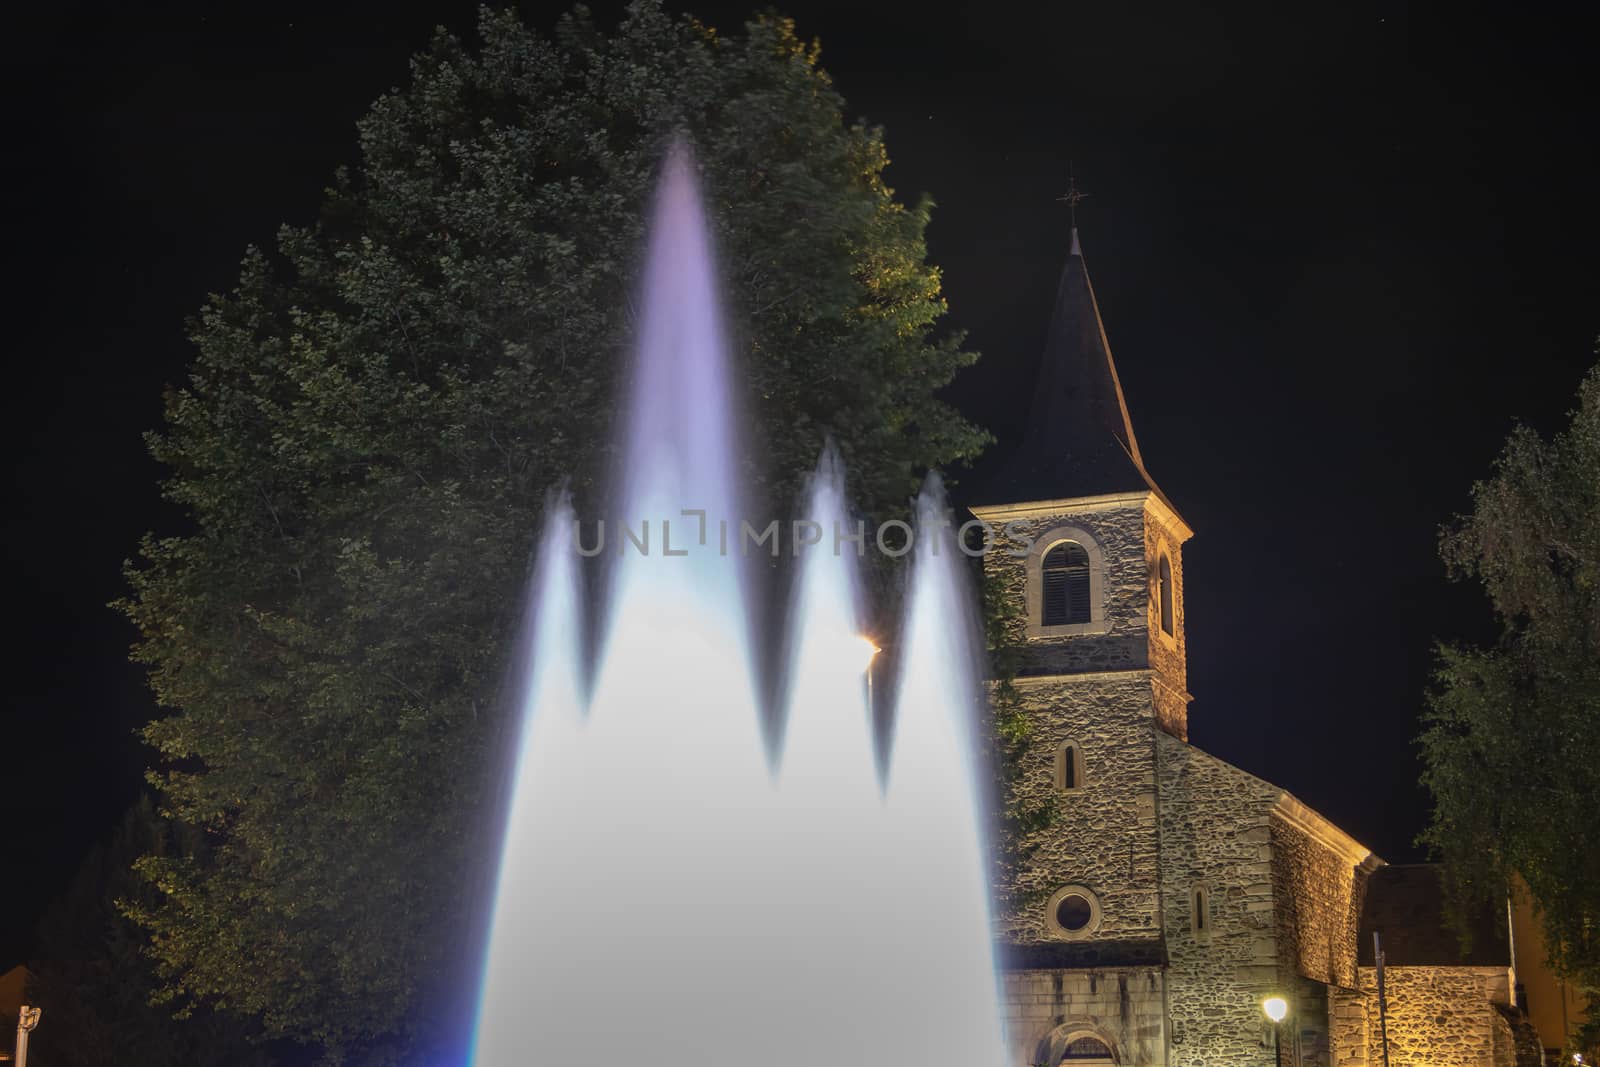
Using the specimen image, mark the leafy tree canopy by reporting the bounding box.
[1420,356,1600,1052]
[27,797,277,1067]
[119,3,985,1062]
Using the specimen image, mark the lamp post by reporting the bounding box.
[15,1005,41,1067]
[1263,996,1288,1067]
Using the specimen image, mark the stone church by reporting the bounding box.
[970,228,1547,1066]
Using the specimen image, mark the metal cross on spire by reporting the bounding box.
[1057,169,1090,227]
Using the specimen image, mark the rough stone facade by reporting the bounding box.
[975,492,1190,739]
[1004,968,1167,1065]
[1329,986,1371,1066]
[1007,672,1162,945]
[1266,810,1376,1067]
[1141,508,1189,740]
[975,234,1538,1067]
[984,498,1158,674]
[977,487,1386,1066]
[1152,731,1375,1067]
[1156,731,1280,1064]
[1269,817,1368,992]
[975,478,1536,1066]
[1330,966,1527,1067]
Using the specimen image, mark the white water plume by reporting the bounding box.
[471,143,1004,1067]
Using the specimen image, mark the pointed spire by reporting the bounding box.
[992,228,1178,512]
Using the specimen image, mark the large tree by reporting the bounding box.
[119,4,986,1063]
[27,798,278,1067]
[1419,358,1600,1053]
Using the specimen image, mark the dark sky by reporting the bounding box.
[7,1,1595,965]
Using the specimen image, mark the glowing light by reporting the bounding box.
[856,633,881,667]
[1263,995,1290,1022]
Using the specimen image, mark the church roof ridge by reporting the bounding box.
[1156,733,1379,870]
[1273,790,1380,870]
[969,487,1193,541]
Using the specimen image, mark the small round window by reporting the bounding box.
[1045,884,1101,939]
[1055,894,1093,931]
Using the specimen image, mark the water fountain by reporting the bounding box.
[470,142,1004,1067]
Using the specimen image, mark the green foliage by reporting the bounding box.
[1419,357,1600,1053]
[118,4,986,1062]
[26,797,276,1067]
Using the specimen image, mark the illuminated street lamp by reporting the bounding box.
[1263,996,1288,1067]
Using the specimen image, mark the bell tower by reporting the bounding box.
[982,210,1395,1067]
[975,220,1192,1063]
[973,224,1192,740]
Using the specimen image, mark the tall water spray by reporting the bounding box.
[880,478,1007,1065]
[471,143,1004,1067]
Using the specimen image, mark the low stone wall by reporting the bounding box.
[1329,965,1522,1066]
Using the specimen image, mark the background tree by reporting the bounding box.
[1419,357,1600,1053]
[119,3,986,1062]
[26,797,277,1067]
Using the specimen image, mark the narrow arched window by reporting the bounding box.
[1055,742,1084,792]
[1192,886,1210,935]
[1158,554,1174,636]
[1042,541,1091,625]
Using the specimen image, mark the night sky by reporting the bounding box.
[7,2,1595,965]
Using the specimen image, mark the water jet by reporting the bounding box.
[471,143,1003,1067]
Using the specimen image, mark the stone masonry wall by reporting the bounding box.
[1157,731,1282,1065]
[1329,985,1372,1067]
[1292,975,1334,1067]
[986,501,1152,677]
[1263,806,1370,1067]
[1007,674,1161,943]
[1142,507,1189,739]
[1004,968,1167,1066]
[1270,817,1368,990]
[1333,966,1520,1067]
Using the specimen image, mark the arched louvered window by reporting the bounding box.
[1158,554,1175,636]
[1060,1035,1115,1062]
[1042,541,1091,626]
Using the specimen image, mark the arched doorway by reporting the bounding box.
[1032,1024,1118,1066]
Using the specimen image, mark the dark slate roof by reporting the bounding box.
[1357,864,1511,967]
[999,938,1168,970]
[983,230,1179,516]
